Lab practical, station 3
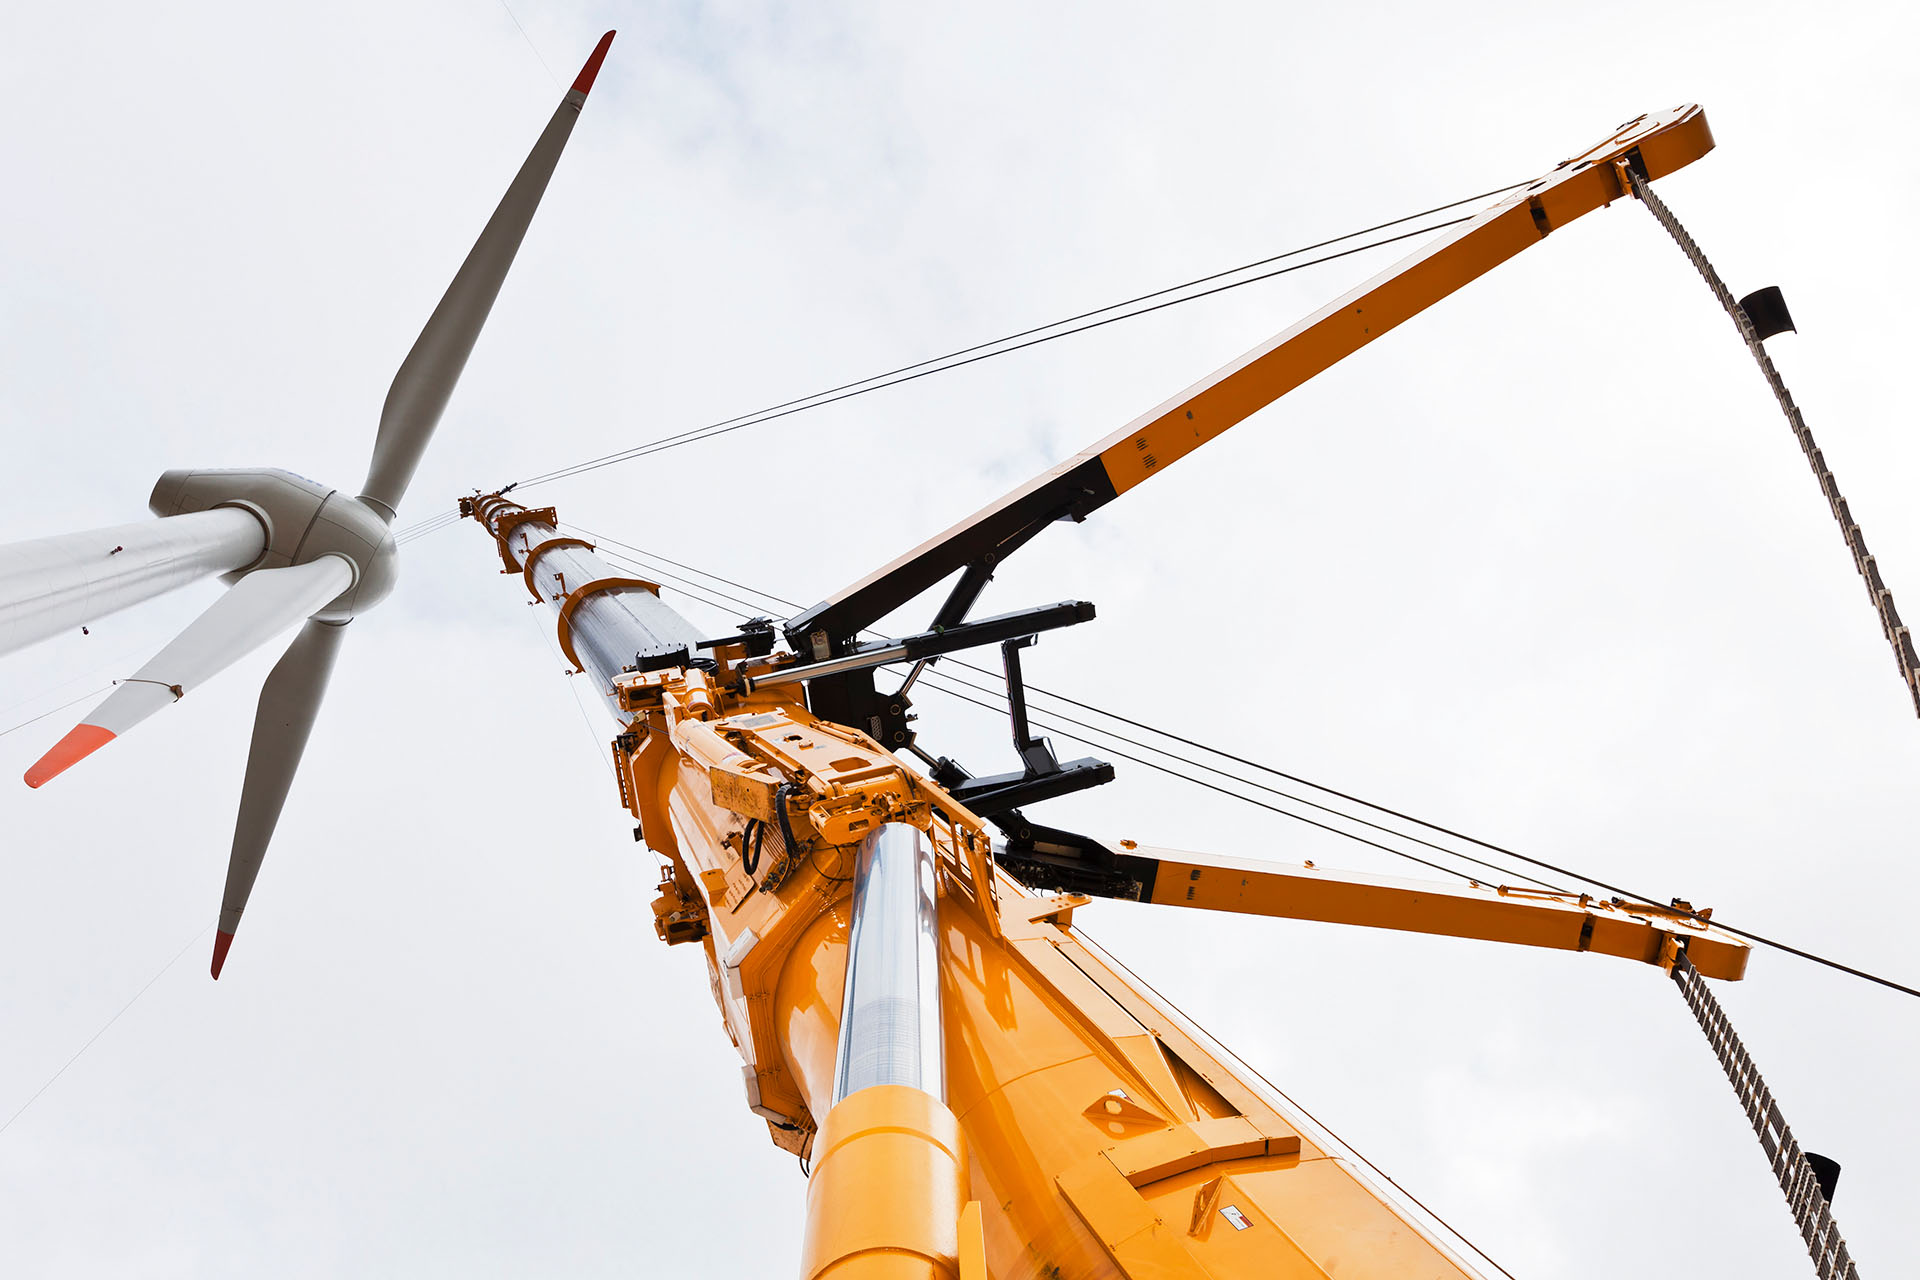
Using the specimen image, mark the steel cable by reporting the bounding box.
[488,182,1528,494]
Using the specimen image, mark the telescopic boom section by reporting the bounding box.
[465,493,704,699]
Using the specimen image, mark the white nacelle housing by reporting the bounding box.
[149,467,398,621]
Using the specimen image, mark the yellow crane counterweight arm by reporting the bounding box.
[1052,840,1750,980]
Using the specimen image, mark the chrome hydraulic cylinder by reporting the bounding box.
[832,822,945,1104]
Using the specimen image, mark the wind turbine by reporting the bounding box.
[1,30,619,979]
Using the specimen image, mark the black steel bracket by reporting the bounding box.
[777,601,1096,752]
[988,814,1160,902]
[919,633,1113,817]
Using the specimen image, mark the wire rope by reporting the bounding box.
[406,181,1524,545]
[515,220,1470,488]
[489,183,1527,494]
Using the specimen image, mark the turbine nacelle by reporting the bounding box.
[149,467,399,620]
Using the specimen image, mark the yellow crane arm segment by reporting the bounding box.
[1111,841,1750,980]
[788,105,1714,649]
[1086,104,1712,498]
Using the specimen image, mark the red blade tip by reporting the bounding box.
[210,930,235,980]
[570,30,615,96]
[23,724,115,788]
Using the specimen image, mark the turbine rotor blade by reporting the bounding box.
[0,509,265,660]
[212,617,349,979]
[357,30,615,519]
[23,556,354,787]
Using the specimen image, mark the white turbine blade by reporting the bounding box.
[23,556,354,787]
[357,31,615,519]
[0,509,266,659]
[210,617,348,979]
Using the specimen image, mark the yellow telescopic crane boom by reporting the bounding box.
[464,105,1749,1279]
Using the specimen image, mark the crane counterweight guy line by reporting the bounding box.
[919,665,1565,891]
[915,674,1500,886]
[493,185,1528,495]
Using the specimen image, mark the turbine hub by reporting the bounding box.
[148,467,398,619]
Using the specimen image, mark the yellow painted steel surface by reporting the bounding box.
[814,107,1713,626]
[942,887,1481,1278]
[1137,844,1750,980]
[1087,105,1713,499]
[801,1085,969,1279]
[595,652,1487,1276]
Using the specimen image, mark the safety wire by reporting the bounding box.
[0,686,112,743]
[0,924,213,1138]
[0,639,183,743]
[564,524,1920,1001]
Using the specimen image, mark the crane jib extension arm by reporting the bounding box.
[465,108,1747,1280]
[786,104,1714,659]
[1016,838,1750,980]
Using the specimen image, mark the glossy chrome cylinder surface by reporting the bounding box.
[833,823,944,1104]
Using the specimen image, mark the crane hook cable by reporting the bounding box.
[1626,168,1920,721]
[1672,948,1862,1279]
[566,530,1920,1001]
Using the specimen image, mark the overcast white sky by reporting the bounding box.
[2,2,1916,1276]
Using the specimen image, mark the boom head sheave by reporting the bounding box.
[9,32,620,979]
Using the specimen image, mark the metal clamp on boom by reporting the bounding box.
[742,600,1096,692]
